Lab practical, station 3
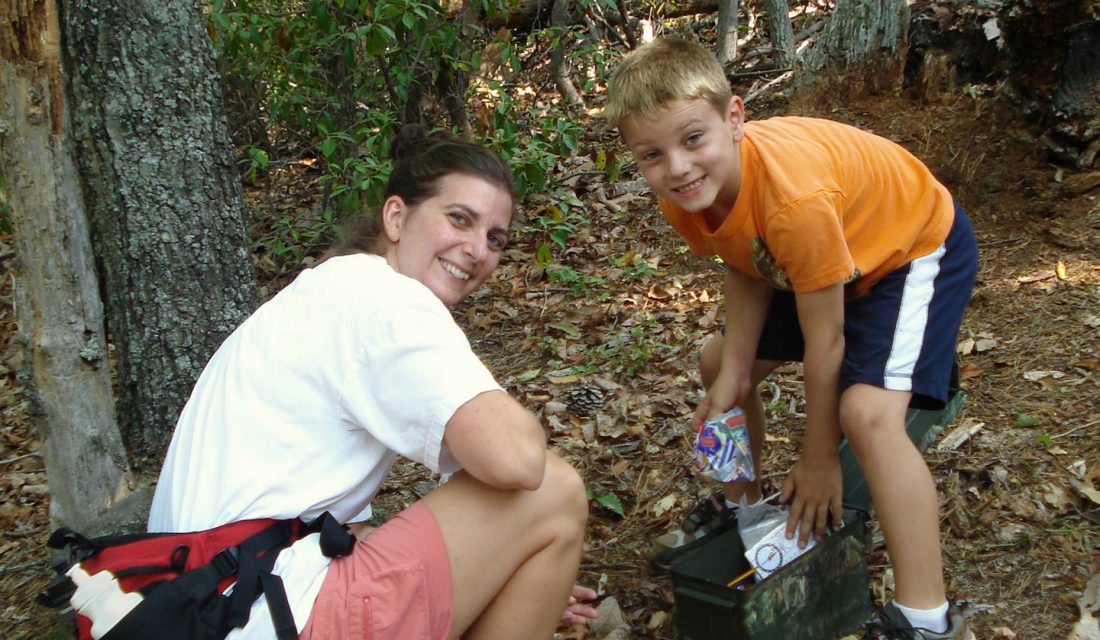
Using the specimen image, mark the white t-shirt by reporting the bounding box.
[148,253,502,637]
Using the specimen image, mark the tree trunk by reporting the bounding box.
[716,0,740,66]
[552,0,584,107]
[0,0,134,530]
[793,0,910,101]
[763,0,795,69]
[62,0,258,466]
[1000,0,1100,168]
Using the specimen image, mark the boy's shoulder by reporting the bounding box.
[746,115,872,141]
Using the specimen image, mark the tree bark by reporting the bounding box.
[551,0,584,107]
[716,0,740,66]
[763,0,795,69]
[1000,0,1100,168]
[61,0,258,465]
[0,0,134,529]
[793,0,910,101]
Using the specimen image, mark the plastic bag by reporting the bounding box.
[736,498,817,581]
[692,408,754,483]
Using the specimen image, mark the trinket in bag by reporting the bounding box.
[692,408,754,483]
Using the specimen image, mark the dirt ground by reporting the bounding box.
[2,58,1098,640]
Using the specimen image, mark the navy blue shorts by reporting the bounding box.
[754,203,978,410]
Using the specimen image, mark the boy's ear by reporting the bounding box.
[726,95,746,142]
[380,195,406,243]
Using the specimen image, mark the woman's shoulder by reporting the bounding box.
[312,253,451,317]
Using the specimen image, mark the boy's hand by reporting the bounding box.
[692,367,751,427]
[780,450,843,547]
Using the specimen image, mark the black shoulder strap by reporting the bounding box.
[313,512,356,558]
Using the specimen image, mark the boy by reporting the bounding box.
[604,38,978,639]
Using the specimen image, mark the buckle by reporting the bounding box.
[211,545,240,577]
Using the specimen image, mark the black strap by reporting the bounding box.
[315,513,356,558]
[225,520,295,629]
[259,571,297,640]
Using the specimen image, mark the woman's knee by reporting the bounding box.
[543,452,588,525]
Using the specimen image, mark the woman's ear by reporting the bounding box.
[380,195,406,243]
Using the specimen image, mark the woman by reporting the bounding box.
[148,127,597,638]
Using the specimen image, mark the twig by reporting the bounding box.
[1051,418,1100,440]
[0,451,40,466]
[579,562,636,570]
[744,70,794,104]
[0,559,48,576]
[978,236,1024,248]
[3,525,47,538]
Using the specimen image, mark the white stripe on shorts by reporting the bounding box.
[883,243,947,391]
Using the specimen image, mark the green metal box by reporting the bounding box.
[670,508,870,640]
[669,390,964,639]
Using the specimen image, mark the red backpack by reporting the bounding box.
[38,513,355,640]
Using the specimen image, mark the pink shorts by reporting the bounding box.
[300,501,454,639]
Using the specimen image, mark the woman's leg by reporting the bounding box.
[422,450,588,640]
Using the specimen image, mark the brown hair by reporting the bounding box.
[604,37,733,128]
[333,125,515,256]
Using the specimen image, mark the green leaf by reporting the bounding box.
[1034,433,1053,447]
[547,322,580,337]
[536,242,553,267]
[1014,413,1041,428]
[318,138,337,158]
[606,159,622,183]
[596,492,624,517]
[514,369,541,383]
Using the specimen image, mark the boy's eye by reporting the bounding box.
[640,150,660,162]
[685,132,703,145]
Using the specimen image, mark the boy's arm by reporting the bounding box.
[692,267,773,426]
[782,283,845,545]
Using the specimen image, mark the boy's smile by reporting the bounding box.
[619,97,745,227]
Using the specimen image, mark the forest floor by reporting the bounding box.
[2,44,1099,640]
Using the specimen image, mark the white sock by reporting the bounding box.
[893,600,949,633]
[723,496,763,510]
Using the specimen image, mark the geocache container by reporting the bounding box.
[670,389,964,639]
[670,508,870,640]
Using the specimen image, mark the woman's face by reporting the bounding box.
[381,173,513,307]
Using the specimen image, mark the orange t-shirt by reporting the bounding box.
[659,117,955,296]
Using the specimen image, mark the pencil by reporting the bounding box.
[726,566,756,588]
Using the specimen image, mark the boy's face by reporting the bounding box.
[620,97,745,220]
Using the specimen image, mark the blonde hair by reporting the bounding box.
[604,37,733,128]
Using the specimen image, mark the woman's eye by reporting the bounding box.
[488,235,506,250]
[449,212,468,225]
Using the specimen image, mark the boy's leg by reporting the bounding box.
[838,203,977,633]
[423,451,588,639]
[839,384,945,609]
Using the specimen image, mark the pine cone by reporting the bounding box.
[565,385,605,414]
